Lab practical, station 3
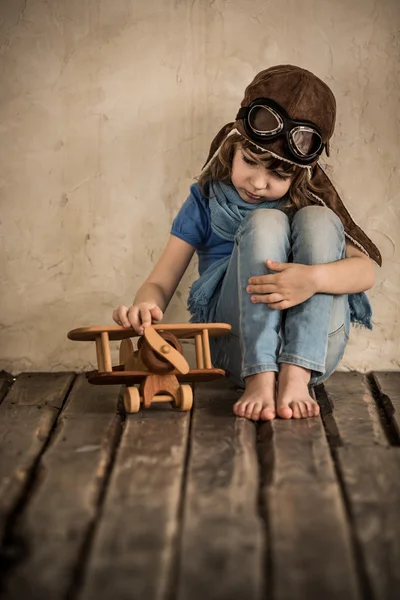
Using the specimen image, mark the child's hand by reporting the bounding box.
[112,303,164,335]
[246,259,318,310]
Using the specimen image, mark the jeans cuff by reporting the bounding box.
[241,363,279,379]
[278,355,324,374]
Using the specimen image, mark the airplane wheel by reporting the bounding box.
[177,385,193,411]
[123,387,141,414]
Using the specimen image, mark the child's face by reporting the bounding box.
[231,146,293,203]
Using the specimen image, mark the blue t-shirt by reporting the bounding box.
[170,183,233,275]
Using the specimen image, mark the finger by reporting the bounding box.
[247,283,276,294]
[150,306,163,322]
[126,307,143,334]
[268,300,290,311]
[248,274,277,285]
[139,307,152,329]
[112,309,122,325]
[251,294,283,304]
[265,258,290,271]
[264,293,285,304]
[116,306,131,328]
[249,294,268,304]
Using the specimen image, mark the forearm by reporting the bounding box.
[133,282,171,312]
[313,257,375,295]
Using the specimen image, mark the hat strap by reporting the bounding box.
[200,128,239,174]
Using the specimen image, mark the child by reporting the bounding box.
[113,65,381,421]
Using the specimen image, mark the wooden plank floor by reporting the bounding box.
[0,370,399,600]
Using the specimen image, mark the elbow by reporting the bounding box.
[365,261,375,291]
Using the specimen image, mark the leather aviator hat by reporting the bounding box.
[203,65,382,266]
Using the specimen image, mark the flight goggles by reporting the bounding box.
[236,98,325,165]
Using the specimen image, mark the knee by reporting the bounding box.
[292,206,345,262]
[237,209,289,239]
[293,205,343,235]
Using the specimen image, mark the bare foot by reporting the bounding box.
[233,371,276,421]
[277,363,320,419]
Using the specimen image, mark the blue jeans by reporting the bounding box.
[210,206,350,387]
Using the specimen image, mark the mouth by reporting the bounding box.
[244,190,261,200]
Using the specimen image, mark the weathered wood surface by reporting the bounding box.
[321,371,400,600]
[176,380,264,600]
[0,375,121,600]
[260,415,361,600]
[0,373,74,540]
[0,370,399,600]
[336,446,400,600]
[321,371,388,446]
[80,403,190,600]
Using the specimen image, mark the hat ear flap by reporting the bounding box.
[311,165,382,266]
[203,122,235,169]
[325,140,330,157]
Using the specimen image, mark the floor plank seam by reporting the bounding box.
[256,423,273,600]
[165,383,195,600]
[318,386,374,600]
[65,390,126,600]
[0,372,15,407]
[0,373,78,595]
[315,384,343,448]
[366,373,400,446]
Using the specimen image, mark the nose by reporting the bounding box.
[250,170,270,191]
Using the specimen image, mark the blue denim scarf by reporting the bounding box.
[188,181,286,322]
[187,181,372,329]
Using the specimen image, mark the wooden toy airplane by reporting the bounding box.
[67,323,231,414]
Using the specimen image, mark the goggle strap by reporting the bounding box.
[201,127,315,175]
[236,107,249,120]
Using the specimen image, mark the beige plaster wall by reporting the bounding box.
[0,0,399,373]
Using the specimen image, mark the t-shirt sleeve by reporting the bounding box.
[170,183,210,248]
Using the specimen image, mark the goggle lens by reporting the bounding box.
[291,127,322,156]
[248,105,282,135]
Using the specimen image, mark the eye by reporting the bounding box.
[272,170,290,181]
[242,154,258,166]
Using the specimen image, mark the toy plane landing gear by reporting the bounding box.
[67,323,231,414]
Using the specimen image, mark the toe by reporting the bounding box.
[313,402,320,417]
[260,406,276,420]
[233,401,247,417]
[299,403,308,418]
[238,403,249,418]
[291,403,302,419]
[245,402,258,420]
[308,389,320,417]
[249,402,263,421]
[277,404,292,419]
[305,398,320,417]
[304,401,315,417]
